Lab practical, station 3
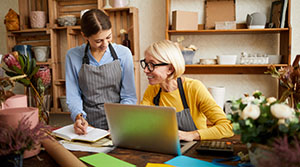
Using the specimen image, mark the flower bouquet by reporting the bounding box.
[227,91,300,166]
[1,51,51,124]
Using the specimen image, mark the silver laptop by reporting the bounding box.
[104,103,196,155]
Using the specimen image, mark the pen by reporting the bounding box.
[77,113,87,134]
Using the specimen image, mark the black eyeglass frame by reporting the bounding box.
[140,59,169,72]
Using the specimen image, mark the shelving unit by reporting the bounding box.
[165,0,291,74]
[6,0,140,114]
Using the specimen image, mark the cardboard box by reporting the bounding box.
[172,10,198,30]
[205,0,236,29]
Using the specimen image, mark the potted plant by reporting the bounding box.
[0,114,50,167]
[2,51,51,124]
[227,90,300,166]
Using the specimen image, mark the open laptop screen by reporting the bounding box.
[104,103,182,155]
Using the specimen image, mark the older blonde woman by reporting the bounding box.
[140,40,233,141]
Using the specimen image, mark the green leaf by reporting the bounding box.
[12,66,23,74]
[297,103,300,110]
[18,55,25,71]
[29,66,39,78]
[18,78,30,86]
[25,55,31,75]
[5,71,18,77]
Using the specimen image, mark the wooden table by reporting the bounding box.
[23,136,247,167]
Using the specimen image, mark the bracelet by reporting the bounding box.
[75,113,83,121]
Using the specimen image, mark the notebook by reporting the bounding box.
[52,124,110,142]
[104,103,196,155]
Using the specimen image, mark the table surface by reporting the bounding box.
[23,136,247,167]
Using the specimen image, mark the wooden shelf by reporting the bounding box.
[184,64,288,74]
[36,59,52,66]
[9,28,49,33]
[104,7,135,12]
[168,28,289,35]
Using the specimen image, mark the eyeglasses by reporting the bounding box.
[140,59,169,72]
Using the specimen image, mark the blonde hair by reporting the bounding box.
[145,40,185,80]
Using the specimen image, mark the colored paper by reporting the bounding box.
[146,163,175,167]
[79,153,135,167]
[165,155,221,167]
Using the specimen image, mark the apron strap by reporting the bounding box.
[82,42,118,65]
[177,77,189,109]
[83,42,90,64]
[108,43,118,60]
[153,88,162,106]
[153,77,189,110]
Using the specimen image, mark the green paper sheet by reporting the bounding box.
[79,153,136,167]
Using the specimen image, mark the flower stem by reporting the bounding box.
[28,81,49,124]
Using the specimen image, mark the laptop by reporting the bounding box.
[104,103,196,155]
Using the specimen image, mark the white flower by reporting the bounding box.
[266,97,277,105]
[270,103,294,119]
[252,96,265,105]
[241,104,261,120]
[241,96,255,104]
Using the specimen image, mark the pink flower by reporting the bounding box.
[35,66,51,86]
[3,52,21,70]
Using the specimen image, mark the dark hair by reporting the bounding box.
[80,9,112,37]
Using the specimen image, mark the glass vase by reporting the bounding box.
[26,87,50,124]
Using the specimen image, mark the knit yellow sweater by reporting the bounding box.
[141,77,234,140]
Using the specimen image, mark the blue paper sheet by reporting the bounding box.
[165,155,222,167]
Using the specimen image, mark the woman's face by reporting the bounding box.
[85,29,112,52]
[143,52,173,85]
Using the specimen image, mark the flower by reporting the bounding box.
[3,52,21,70]
[270,103,294,119]
[265,56,300,108]
[0,114,51,156]
[33,66,51,96]
[1,51,51,124]
[228,90,300,145]
[241,104,260,120]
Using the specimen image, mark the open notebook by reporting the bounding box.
[52,124,109,142]
[104,103,196,155]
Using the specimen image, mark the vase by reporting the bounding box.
[113,0,128,7]
[30,11,46,28]
[0,153,23,167]
[103,0,112,8]
[12,45,32,60]
[0,107,40,159]
[32,46,49,62]
[26,87,50,124]
[247,143,273,167]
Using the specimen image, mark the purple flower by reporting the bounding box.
[0,114,51,155]
[3,52,21,70]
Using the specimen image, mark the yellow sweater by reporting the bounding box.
[141,77,234,140]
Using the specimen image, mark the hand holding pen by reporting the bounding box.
[74,114,88,135]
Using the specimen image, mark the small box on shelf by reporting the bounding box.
[172,10,198,30]
[215,21,236,30]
